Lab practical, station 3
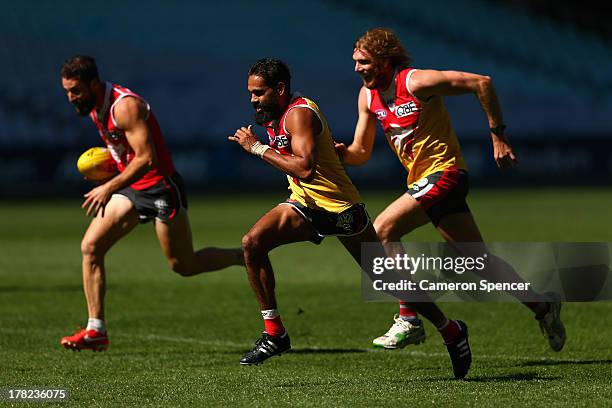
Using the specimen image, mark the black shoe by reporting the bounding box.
[240,332,291,365]
[445,320,471,379]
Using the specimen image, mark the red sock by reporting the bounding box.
[437,319,461,344]
[261,309,285,336]
[399,301,418,319]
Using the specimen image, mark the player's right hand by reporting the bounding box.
[229,125,259,153]
[82,183,113,217]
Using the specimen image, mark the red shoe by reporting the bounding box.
[60,328,109,351]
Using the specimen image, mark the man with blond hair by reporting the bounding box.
[336,28,565,353]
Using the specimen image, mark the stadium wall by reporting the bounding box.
[2,135,611,198]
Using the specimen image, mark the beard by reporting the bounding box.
[253,100,282,125]
[73,97,96,116]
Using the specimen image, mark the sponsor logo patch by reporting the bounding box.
[395,101,419,118]
[274,134,290,149]
[375,109,388,120]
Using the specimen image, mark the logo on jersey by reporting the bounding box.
[273,134,290,149]
[411,177,430,192]
[154,199,169,217]
[103,130,123,142]
[417,177,429,188]
[374,109,387,120]
[395,101,419,118]
[336,212,354,233]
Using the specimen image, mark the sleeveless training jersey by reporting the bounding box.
[366,68,467,187]
[264,95,362,213]
[89,82,176,190]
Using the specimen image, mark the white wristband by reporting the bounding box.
[250,141,271,158]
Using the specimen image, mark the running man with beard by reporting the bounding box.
[229,58,472,378]
[59,56,243,351]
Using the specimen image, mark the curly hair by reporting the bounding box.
[354,28,411,68]
[248,58,291,94]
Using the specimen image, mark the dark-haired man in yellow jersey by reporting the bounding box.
[336,28,565,353]
[230,58,473,378]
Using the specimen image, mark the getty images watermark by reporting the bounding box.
[361,242,612,302]
[371,252,531,293]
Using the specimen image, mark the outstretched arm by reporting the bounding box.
[229,107,319,181]
[410,69,517,169]
[335,86,378,166]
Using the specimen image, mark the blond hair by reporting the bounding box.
[354,28,411,68]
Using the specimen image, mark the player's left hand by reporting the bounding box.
[229,125,259,152]
[334,141,347,161]
[82,183,113,217]
[492,134,518,169]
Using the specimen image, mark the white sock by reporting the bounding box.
[261,309,280,320]
[87,318,106,333]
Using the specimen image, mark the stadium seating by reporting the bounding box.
[0,0,610,148]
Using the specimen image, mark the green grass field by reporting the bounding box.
[1,189,611,407]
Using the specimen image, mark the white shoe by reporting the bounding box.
[538,295,566,352]
[372,314,426,349]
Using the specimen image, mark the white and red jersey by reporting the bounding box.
[366,68,467,187]
[89,82,175,190]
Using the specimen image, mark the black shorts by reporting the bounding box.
[407,169,470,226]
[113,172,188,223]
[281,200,371,244]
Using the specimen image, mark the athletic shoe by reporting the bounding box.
[240,332,291,365]
[372,314,426,349]
[60,328,109,351]
[537,295,566,352]
[445,320,471,379]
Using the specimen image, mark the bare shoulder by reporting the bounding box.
[409,69,484,98]
[409,69,444,90]
[357,86,371,111]
[285,105,322,136]
[113,96,148,128]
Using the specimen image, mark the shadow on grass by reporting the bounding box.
[212,348,368,357]
[518,359,612,367]
[419,372,561,383]
[289,348,367,354]
[0,285,83,292]
[463,372,561,382]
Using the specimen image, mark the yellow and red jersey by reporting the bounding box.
[89,82,175,190]
[366,68,467,188]
[264,95,361,213]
